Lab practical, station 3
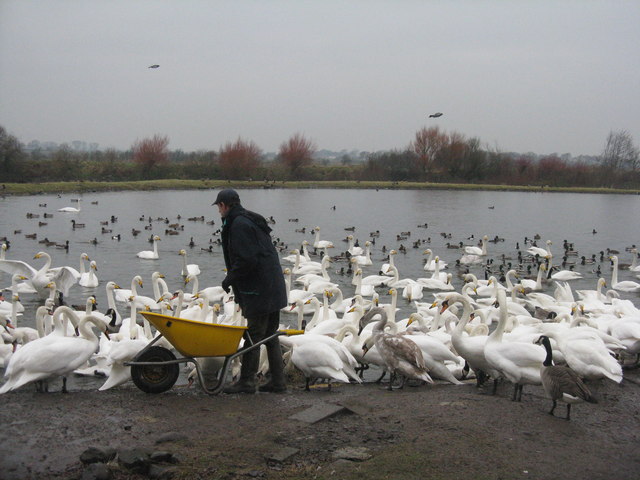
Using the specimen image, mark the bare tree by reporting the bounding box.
[600,130,638,171]
[278,133,316,179]
[218,137,262,179]
[410,126,448,177]
[132,134,169,176]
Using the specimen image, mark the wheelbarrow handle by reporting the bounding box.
[278,329,305,336]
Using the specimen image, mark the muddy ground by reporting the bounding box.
[1,368,639,480]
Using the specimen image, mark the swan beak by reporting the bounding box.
[439,301,449,314]
[103,330,111,340]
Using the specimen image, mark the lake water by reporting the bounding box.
[1,188,639,323]
[1,188,639,390]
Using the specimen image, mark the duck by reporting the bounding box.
[483,289,545,401]
[137,235,161,259]
[535,335,598,420]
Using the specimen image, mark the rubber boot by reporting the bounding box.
[223,347,259,394]
[258,343,287,393]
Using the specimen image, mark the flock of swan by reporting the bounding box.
[1,203,639,420]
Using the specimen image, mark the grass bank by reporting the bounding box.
[1,179,639,196]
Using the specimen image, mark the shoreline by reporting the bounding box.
[2,179,639,196]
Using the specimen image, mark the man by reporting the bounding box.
[213,188,288,394]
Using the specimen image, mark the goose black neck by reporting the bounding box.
[540,336,553,366]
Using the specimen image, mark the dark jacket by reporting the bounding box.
[221,205,287,318]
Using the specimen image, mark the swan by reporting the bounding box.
[57,205,81,213]
[151,271,170,301]
[346,235,363,256]
[542,324,623,383]
[423,249,447,271]
[527,239,552,258]
[312,226,334,250]
[98,299,149,391]
[288,342,351,390]
[1,293,38,345]
[610,256,640,292]
[520,263,547,292]
[401,328,464,385]
[380,250,397,275]
[463,235,488,256]
[104,281,123,326]
[362,307,433,389]
[79,260,99,288]
[417,272,454,291]
[483,289,545,401]
[137,235,161,259]
[184,274,226,303]
[2,273,37,296]
[352,269,377,297]
[293,254,330,277]
[179,249,200,276]
[0,251,79,298]
[0,309,107,393]
[535,335,598,420]
[115,275,144,303]
[442,292,497,387]
[351,241,373,266]
[361,265,400,288]
[1,277,27,313]
[549,255,583,281]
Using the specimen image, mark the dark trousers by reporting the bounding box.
[239,310,285,384]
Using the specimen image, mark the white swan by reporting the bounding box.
[346,235,363,256]
[527,239,552,258]
[0,309,106,393]
[312,226,334,250]
[417,272,454,291]
[98,299,149,391]
[351,241,373,266]
[179,249,200,276]
[380,249,397,275]
[463,235,488,256]
[79,260,99,288]
[57,205,81,213]
[422,249,448,271]
[0,251,79,298]
[442,292,498,386]
[610,255,640,292]
[137,235,161,259]
[520,263,547,292]
[484,289,545,401]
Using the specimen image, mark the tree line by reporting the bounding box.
[1,125,638,188]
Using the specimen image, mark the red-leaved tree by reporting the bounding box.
[410,126,448,177]
[218,138,262,179]
[132,134,169,177]
[278,133,316,179]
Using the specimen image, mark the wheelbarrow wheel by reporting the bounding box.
[131,346,180,393]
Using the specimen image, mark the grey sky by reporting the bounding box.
[1,0,638,156]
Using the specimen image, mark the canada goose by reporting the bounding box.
[535,335,597,420]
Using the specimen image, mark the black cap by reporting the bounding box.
[212,188,240,206]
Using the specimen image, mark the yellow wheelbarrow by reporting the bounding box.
[125,312,303,394]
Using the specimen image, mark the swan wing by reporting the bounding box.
[0,259,39,279]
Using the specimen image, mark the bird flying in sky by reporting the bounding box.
[148,64,160,69]
[429,112,443,118]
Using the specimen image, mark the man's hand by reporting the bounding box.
[221,277,231,293]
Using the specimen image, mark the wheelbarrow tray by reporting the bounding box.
[141,311,247,357]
